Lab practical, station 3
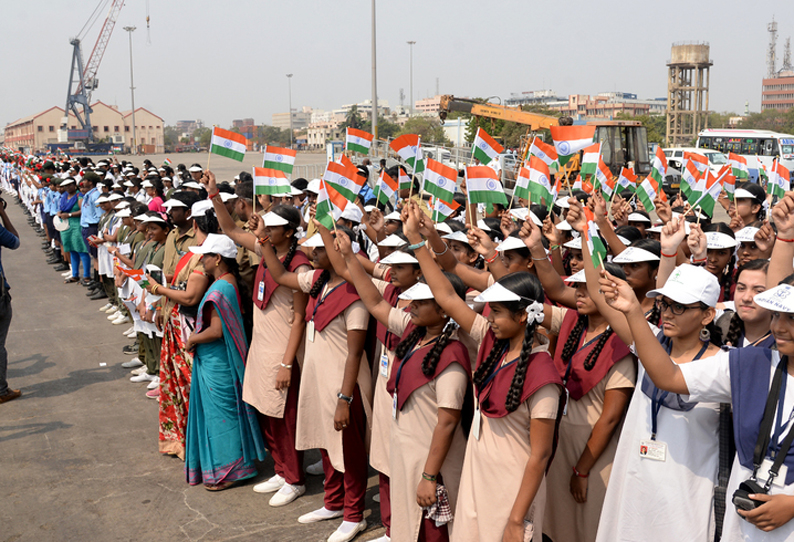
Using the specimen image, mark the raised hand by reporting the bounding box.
[566,198,586,233]
[755,220,776,253]
[368,208,385,234]
[520,219,543,251]
[248,213,266,238]
[598,268,641,314]
[660,217,686,256]
[654,194,672,224]
[772,193,794,238]
[543,216,561,246]
[467,227,496,256]
[500,211,517,238]
[687,223,707,261]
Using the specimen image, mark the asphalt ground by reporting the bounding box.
[0,197,385,542]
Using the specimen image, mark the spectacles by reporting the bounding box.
[658,299,702,316]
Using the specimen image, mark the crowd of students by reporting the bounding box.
[3,152,794,542]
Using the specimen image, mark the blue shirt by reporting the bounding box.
[80,187,101,226]
[46,188,60,215]
[0,223,20,290]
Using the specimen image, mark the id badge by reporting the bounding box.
[758,458,788,488]
[306,320,315,343]
[472,407,482,441]
[392,392,398,419]
[563,388,570,416]
[639,439,667,461]
[379,353,389,378]
[257,281,265,301]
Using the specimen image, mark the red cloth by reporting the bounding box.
[476,329,562,418]
[257,364,305,486]
[386,324,472,411]
[253,250,311,310]
[375,284,402,352]
[379,473,391,535]
[552,310,631,401]
[320,386,368,522]
[304,270,361,332]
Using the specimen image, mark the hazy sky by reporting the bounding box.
[1,0,791,130]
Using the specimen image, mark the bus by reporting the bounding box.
[696,129,794,182]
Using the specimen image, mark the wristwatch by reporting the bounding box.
[337,392,353,405]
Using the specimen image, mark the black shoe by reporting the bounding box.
[53,264,70,272]
[82,280,98,288]
[122,343,139,354]
[47,258,61,264]
[89,290,108,300]
[86,286,102,296]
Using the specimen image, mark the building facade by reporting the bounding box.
[762,73,794,111]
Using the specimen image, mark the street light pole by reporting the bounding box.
[123,26,137,154]
[407,41,416,116]
[371,0,378,140]
[286,73,293,149]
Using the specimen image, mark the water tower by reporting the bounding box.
[666,42,712,147]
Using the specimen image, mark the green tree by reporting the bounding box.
[193,127,212,147]
[164,125,180,149]
[740,109,794,133]
[340,105,364,131]
[362,116,400,139]
[257,125,290,147]
[398,117,451,145]
[708,111,737,130]
[615,113,667,145]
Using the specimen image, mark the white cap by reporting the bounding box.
[123,180,134,187]
[647,264,720,307]
[340,205,363,224]
[161,176,172,183]
[189,233,238,259]
[290,185,304,196]
[647,224,664,233]
[627,212,651,223]
[60,178,76,186]
[508,207,543,226]
[563,237,582,250]
[107,193,123,201]
[380,251,419,265]
[363,205,377,213]
[442,231,471,245]
[148,167,157,172]
[140,214,169,225]
[305,179,321,194]
[612,246,660,264]
[616,235,631,246]
[162,199,188,209]
[706,231,739,250]
[735,226,760,243]
[554,197,571,209]
[141,180,154,188]
[565,270,587,283]
[187,200,214,219]
[125,171,136,177]
[301,233,324,248]
[495,236,527,252]
[263,211,289,227]
[378,234,406,247]
[96,196,110,204]
[734,188,756,200]
[476,219,491,231]
[115,201,130,209]
[435,222,453,235]
[754,284,794,314]
[556,220,572,231]
[474,282,522,303]
[188,166,203,173]
[133,213,149,221]
[219,192,238,203]
[384,211,401,221]
[115,208,132,218]
[398,283,434,301]
[96,160,108,166]
[182,181,203,189]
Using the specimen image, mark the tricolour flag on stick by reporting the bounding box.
[431,196,461,222]
[390,134,425,173]
[768,159,791,199]
[253,167,291,196]
[210,127,247,162]
[579,143,601,177]
[528,137,558,168]
[728,152,749,180]
[690,170,724,218]
[720,164,736,201]
[118,267,146,284]
[423,158,457,203]
[514,167,531,202]
[526,156,553,206]
[322,161,364,202]
[465,166,508,206]
[398,167,412,192]
[758,158,769,186]
[472,128,504,165]
[636,177,659,212]
[617,167,637,193]
[373,170,399,206]
[345,128,374,154]
[683,151,709,178]
[263,145,297,174]
[594,157,615,200]
[681,160,703,201]
[550,125,596,166]
[584,207,607,269]
[315,179,349,230]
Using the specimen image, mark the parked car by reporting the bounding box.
[662,147,726,176]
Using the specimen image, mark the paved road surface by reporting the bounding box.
[0,197,385,541]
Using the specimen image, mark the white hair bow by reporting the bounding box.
[525,301,545,324]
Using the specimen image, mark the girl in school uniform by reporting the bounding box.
[402,203,562,542]
[722,259,776,349]
[258,223,372,542]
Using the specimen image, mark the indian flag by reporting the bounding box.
[423,158,457,203]
[431,196,461,222]
[768,159,791,199]
[579,143,601,177]
[690,170,723,218]
[253,167,291,196]
[594,157,615,199]
[514,167,531,201]
[681,160,702,201]
[346,128,374,154]
[758,159,769,185]
[550,125,595,166]
[636,177,659,212]
[163,158,173,167]
[528,137,558,168]
[373,170,398,206]
[390,134,424,173]
[720,165,736,200]
[315,179,349,230]
[617,167,637,193]
[683,151,709,177]
[526,156,553,206]
[584,208,607,269]
[472,127,504,165]
[210,127,248,162]
[322,161,364,202]
[263,145,297,174]
[466,166,508,206]
[728,152,749,180]
[548,176,563,212]
[398,167,412,192]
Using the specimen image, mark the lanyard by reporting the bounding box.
[770,366,794,459]
[309,281,347,322]
[393,336,440,395]
[752,356,794,488]
[478,344,520,399]
[650,341,709,440]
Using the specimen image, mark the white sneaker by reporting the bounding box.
[112,315,130,325]
[131,366,148,376]
[124,329,137,338]
[130,372,156,383]
[306,459,324,476]
[253,474,285,494]
[107,309,119,320]
[121,357,144,368]
[297,506,344,524]
[99,303,114,312]
[61,271,73,277]
[327,520,367,542]
[122,326,134,335]
[146,376,160,390]
[269,483,305,507]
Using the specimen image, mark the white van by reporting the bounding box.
[662,147,726,176]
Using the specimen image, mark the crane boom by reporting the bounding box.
[438,95,558,130]
[80,0,125,99]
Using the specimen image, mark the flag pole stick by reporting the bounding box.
[206,127,214,170]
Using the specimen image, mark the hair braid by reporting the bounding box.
[725,311,744,347]
[646,302,661,326]
[282,235,298,269]
[473,339,509,389]
[505,320,538,412]
[394,326,426,362]
[422,321,458,377]
[583,327,614,371]
[721,255,736,302]
[560,314,588,364]
[308,269,331,298]
[562,250,573,276]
